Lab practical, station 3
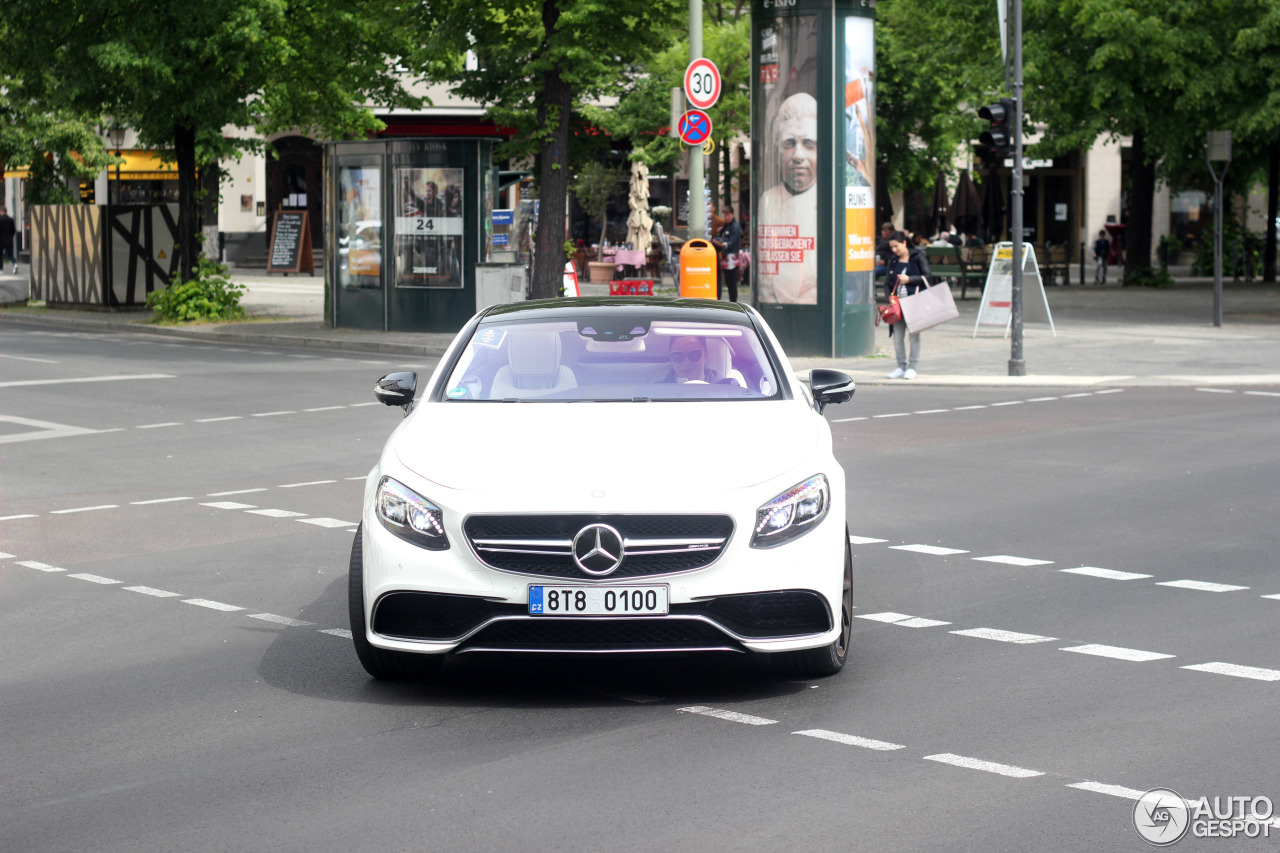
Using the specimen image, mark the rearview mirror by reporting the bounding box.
[809,369,855,414]
[375,372,417,415]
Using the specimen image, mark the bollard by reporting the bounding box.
[679,239,718,299]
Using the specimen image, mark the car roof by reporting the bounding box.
[482,296,753,322]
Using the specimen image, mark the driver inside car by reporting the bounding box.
[663,335,719,384]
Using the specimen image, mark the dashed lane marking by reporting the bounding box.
[1263,594,1280,601]
[280,480,336,488]
[303,406,346,412]
[251,411,297,418]
[1026,396,1059,402]
[990,400,1024,407]
[0,551,12,559]
[830,416,867,422]
[856,612,915,624]
[848,535,888,544]
[1181,662,1280,682]
[1157,580,1250,593]
[891,544,969,556]
[49,505,117,514]
[1060,644,1175,662]
[923,753,1044,778]
[319,628,353,638]
[247,509,306,518]
[207,488,266,496]
[200,501,257,510]
[913,409,950,414]
[897,617,952,628]
[678,706,778,726]
[17,561,64,572]
[1067,781,1148,800]
[1244,390,1280,397]
[194,416,242,423]
[297,517,357,528]
[1,514,38,521]
[68,573,121,585]
[793,730,905,750]
[182,599,245,612]
[953,404,987,409]
[0,353,59,363]
[1061,567,1152,581]
[0,373,175,388]
[248,613,314,627]
[856,611,952,628]
[136,422,182,429]
[973,555,1053,566]
[124,586,181,598]
[130,496,192,505]
[872,412,911,418]
[951,627,1057,644]
[1197,388,1236,394]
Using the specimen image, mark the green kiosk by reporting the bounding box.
[751,0,877,357]
[324,138,498,332]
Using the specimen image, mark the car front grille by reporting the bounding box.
[676,590,831,638]
[458,617,742,653]
[463,514,734,580]
[372,592,522,642]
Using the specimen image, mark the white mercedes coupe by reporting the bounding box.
[350,297,856,679]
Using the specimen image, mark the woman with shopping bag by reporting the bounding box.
[882,232,931,379]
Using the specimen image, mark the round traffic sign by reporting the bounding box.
[678,110,713,146]
[684,58,722,110]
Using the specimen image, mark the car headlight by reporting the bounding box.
[751,474,829,548]
[376,476,449,550]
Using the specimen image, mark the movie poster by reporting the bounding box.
[844,15,876,306]
[755,15,819,305]
[395,167,463,288]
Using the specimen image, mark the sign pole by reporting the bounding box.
[1206,131,1232,328]
[1008,0,1026,376]
[688,0,704,239]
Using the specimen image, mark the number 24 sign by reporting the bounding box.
[684,58,721,110]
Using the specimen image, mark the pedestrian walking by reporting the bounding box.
[1093,229,1110,285]
[0,207,17,274]
[883,231,932,379]
[712,205,742,302]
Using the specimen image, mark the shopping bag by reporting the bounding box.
[899,278,958,333]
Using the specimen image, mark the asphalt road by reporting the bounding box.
[3,320,1278,852]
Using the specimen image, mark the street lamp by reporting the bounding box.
[108,123,126,205]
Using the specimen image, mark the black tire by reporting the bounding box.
[348,524,443,680]
[771,530,853,678]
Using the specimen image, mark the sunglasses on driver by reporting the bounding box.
[669,348,705,363]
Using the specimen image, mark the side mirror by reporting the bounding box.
[809,368,855,414]
[375,372,417,415]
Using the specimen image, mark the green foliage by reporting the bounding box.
[1123,266,1174,288]
[1191,222,1265,280]
[0,82,116,204]
[571,162,625,245]
[146,257,246,323]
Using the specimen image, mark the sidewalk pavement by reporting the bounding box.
[2,266,1277,388]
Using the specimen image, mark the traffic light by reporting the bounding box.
[978,98,1015,156]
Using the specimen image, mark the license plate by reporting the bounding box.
[528,584,669,616]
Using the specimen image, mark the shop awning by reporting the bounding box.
[109,151,183,180]
[3,167,32,179]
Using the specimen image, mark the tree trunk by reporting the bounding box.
[174,122,199,282]
[1124,129,1157,282]
[530,0,571,300]
[1264,138,1278,283]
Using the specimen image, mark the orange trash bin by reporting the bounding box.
[679,239,718,299]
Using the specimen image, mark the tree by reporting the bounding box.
[571,161,625,245]
[0,85,115,204]
[2,0,425,281]
[428,0,682,299]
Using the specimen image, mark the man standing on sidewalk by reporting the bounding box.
[0,207,17,274]
[1093,229,1110,285]
[712,205,742,302]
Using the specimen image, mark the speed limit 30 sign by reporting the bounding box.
[684,58,722,110]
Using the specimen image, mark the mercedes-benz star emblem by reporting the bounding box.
[571,523,625,576]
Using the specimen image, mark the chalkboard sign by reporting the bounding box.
[267,211,314,275]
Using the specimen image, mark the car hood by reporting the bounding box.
[394,400,821,493]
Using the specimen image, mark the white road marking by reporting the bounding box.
[1244,390,1280,397]
[303,406,346,412]
[923,753,1044,778]
[872,412,911,418]
[1061,567,1152,581]
[68,573,121,585]
[856,612,913,624]
[891,544,969,555]
[0,551,13,559]
[0,373,175,388]
[678,706,778,726]
[280,480,336,488]
[182,598,245,612]
[350,402,380,407]
[251,411,296,417]
[848,535,888,544]
[953,404,987,410]
[0,514,38,521]
[0,353,59,363]
[136,422,182,429]
[124,586,181,597]
[1094,389,1124,395]
[297,517,357,528]
[1196,388,1235,394]
[319,628,353,638]
[0,415,108,444]
[201,501,257,510]
[17,560,65,572]
[130,496,193,505]
[345,476,367,481]
[247,508,307,518]
[248,613,314,627]
[194,416,242,422]
[1156,579,1249,593]
[830,416,867,422]
[973,555,1053,566]
[1263,594,1280,601]
[951,628,1056,644]
[913,409,950,414]
[1026,397,1059,402]
[793,730,904,750]
[897,617,951,628]
[50,505,118,514]
[1060,644,1175,662]
[991,400,1024,406]
[1181,662,1280,682]
[207,488,266,496]
[1067,781,1147,800]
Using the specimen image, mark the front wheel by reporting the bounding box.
[770,530,852,678]
[348,524,443,680]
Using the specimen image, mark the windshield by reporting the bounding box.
[440,316,783,402]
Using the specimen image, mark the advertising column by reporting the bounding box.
[838,8,877,356]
